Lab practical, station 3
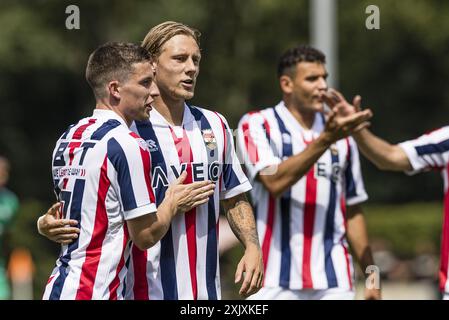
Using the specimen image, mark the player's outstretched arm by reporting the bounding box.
[353,129,412,171]
[256,102,372,197]
[37,202,80,245]
[322,89,412,172]
[221,193,263,298]
[127,171,215,250]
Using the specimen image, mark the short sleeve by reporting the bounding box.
[107,132,157,220]
[399,127,449,175]
[236,112,281,183]
[215,113,252,200]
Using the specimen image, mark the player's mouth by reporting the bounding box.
[181,79,195,90]
[144,103,152,112]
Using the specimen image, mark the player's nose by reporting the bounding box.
[185,57,198,75]
[318,77,328,91]
[148,81,160,103]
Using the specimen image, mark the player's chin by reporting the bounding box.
[180,88,195,100]
[137,111,150,121]
[312,102,325,113]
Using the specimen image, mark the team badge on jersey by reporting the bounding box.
[202,129,217,150]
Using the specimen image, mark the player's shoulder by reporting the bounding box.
[187,105,232,130]
[189,104,223,120]
[403,126,449,146]
[239,106,273,125]
[88,119,130,147]
[57,114,124,141]
[423,126,449,139]
[107,127,144,146]
[104,129,149,163]
[57,116,88,139]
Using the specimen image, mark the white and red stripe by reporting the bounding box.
[169,126,198,300]
[237,101,368,290]
[399,126,449,293]
[128,104,252,300]
[43,109,156,300]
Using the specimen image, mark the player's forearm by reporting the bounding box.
[222,194,260,250]
[130,199,177,250]
[259,134,331,197]
[353,129,411,171]
[146,198,177,246]
[346,206,375,273]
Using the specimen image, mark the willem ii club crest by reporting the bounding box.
[202,129,217,150]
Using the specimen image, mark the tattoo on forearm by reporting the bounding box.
[226,199,260,248]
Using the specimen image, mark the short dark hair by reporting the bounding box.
[277,45,326,78]
[85,42,152,99]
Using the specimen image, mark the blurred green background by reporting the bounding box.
[0,0,448,299]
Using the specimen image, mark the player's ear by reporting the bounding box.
[108,80,121,100]
[151,60,158,73]
[279,75,293,94]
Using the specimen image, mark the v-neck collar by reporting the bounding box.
[150,103,195,128]
[274,101,324,140]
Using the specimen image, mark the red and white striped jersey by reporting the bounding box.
[125,104,252,300]
[236,102,368,290]
[43,109,157,300]
[399,126,449,293]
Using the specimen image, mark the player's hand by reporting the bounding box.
[321,88,362,117]
[365,287,381,300]
[234,244,264,298]
[321,106,372,144]
[165,171,216,214]
[364,272,382,300]
[37,202,80,245]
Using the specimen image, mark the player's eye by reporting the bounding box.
[140,79,152,87]
[173,55,187,62]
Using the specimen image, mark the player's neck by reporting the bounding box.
[95,103,132,127]
[284,101,315,130]
[153,95,185,126]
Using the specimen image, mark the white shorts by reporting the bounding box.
[443,292,449,300]
[247,286,355,300]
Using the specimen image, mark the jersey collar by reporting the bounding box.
[92,109,128,127]
[149,103,194,128]
[275,101,324,138]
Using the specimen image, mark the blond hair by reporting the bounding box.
[142,21,201,58]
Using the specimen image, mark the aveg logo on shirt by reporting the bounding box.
[152,161,221,188]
